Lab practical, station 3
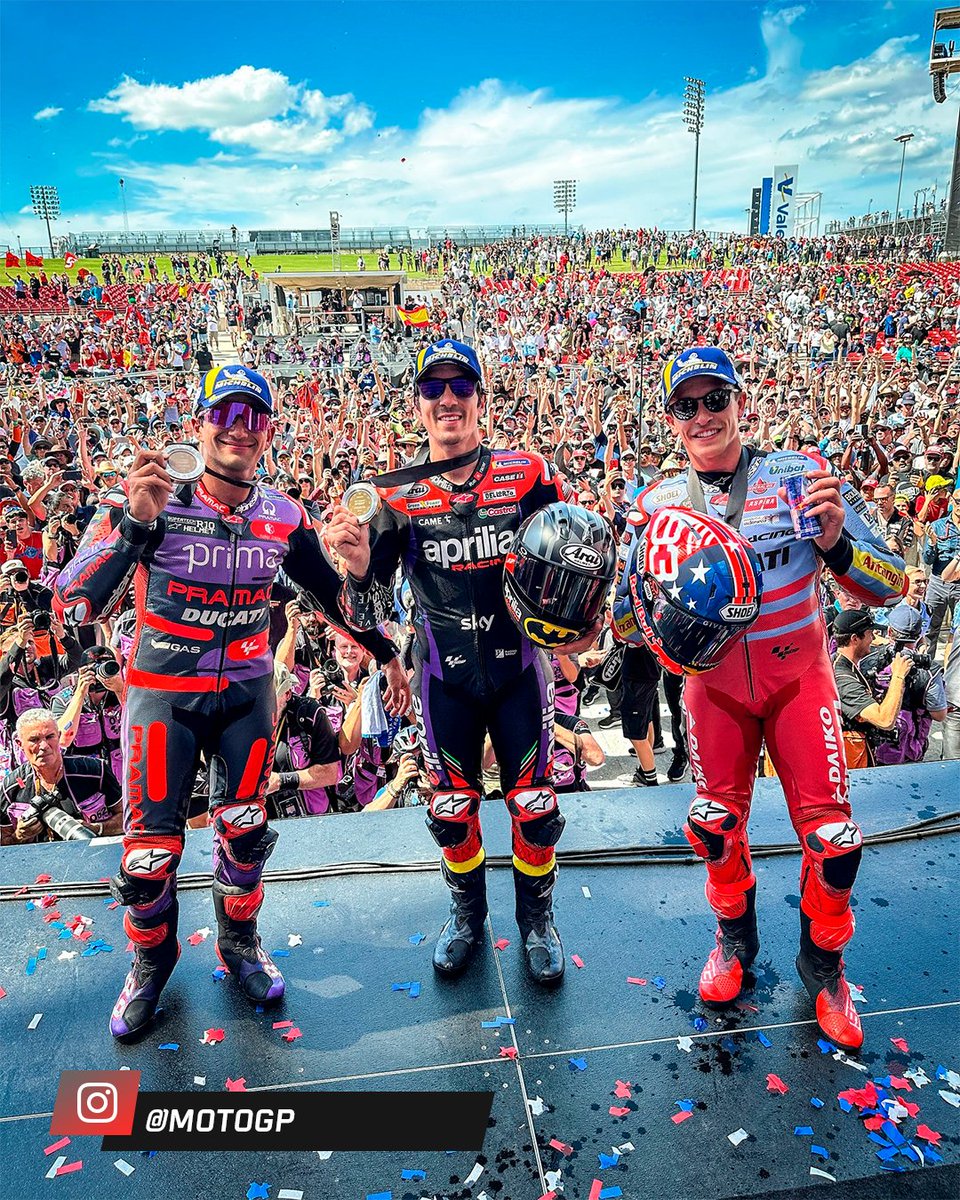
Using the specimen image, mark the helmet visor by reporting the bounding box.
[511,555,608,626]
[644,578,740,671]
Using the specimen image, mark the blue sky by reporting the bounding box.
[1,1,955,246]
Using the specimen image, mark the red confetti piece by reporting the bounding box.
[42,911,62,923]
[916,1124,941,1145]
[901,1100,920,1117]
[281,1027,302,1043]
[571,954,585,969]
[225,1077,247,1091]
[125,940,135,953]
[588,1179,604,1200]
[55,1161,82,1176]
[273,1020,294,1029]
[838,1082,879,1110]
[863,1115,886,1131]
[39,894,58,908]
[202,1028,225,1045]
[75,930,93,942]
[494,938,510,951]
[186,933,205,947]
[736,1001,759,1013]
[35,874,52,884]
[44,1137,71,1155]
[499,1046,518,1059]
[888,1076,912,1091]
[613,1080,632,1099]
[672,1110,693,1124]
[0,986,6,1000]
[626,977,647,985]
[766,1073,789,1095]
[538,1194,557,1200]
[890,1037,910,1053]
[549,1138,573,1155]
[106,901,120,910]
[609,1106,630,1117]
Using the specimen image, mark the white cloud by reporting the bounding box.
[33,106,63,121]
[89,66,375,160]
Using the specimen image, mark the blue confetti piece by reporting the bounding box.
[676,1100,695,1112]
[598,1188,623,1200]
[81,946,100,958]
[25,901,35,911]
[880,1120,906,1147]
[721,1037,737,1053]
[158,1043,179,1051]
[838,1097,853,1113]
[409,981,421,999]
[693,1017,708,1032]
[876,1146,901,1162]
[366,1193,392,1200]
[652,976,666,990]
[255,1004,264,1014]
[874,1075,892,1088]
[817,1038,836,1054]
[37,947,47,961]
[312,900,331,908]
[900,1144,921,1163]
[400,1169,425,1180]
[811,1145,829,1160]
[58,929,73,939]
[408,933,425,945]
[25,956,37,975]
[756,1032,772,1048]
[794,1126,814,1136]
[569,1057,588,1072]
[246,1185,270,1200]
[271,949,290,957]
[481,1020,498,1028]
[879,1164,905,1173]
[50,921,66,931]
[212,967,226,979]
[925,1147,943,1164]
[391,982,412,992]
[99,944,114,952]
[598,1151,620,1168]
[810,1097,824,1109]
[934,1064,949,1081]
[868,1132,894,1148]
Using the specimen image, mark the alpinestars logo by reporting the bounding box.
[423,527,513,570]
[125,848,174,876]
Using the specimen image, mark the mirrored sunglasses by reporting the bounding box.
[204,401,271,432]
[667,387,735,422]
[417,377,477,401]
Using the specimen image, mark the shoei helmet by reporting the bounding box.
[631,507,763,675]
[503,502,617,648]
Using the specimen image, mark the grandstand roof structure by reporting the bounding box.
[262,269,407,294]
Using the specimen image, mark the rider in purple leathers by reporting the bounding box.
[54,366,407,1039]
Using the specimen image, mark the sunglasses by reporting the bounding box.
[100,470,118,479]
[204,401,272,432]
[611,483,626,491]
[666,387,735,422]
[417,377,477,401]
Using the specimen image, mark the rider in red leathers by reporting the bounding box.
[613,348,905,1050]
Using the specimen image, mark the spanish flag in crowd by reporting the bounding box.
[398,304,430,327]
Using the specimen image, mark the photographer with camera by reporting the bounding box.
[264,664,342,819]
[0,557,55,631]
[52,646,124,784]
[859,603,947,765]
[0,707,122,845]
[833,610,912,768]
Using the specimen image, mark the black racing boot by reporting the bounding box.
[514,866,565,986]
[110,894,180,1040]
[433,862,488,977]
[796,914,862,1051]
[212,884,285,1004]
[698,883,759,1005]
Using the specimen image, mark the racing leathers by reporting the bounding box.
[613,449,906,1046]
[53,480,396,1036]
[340,446,569,982]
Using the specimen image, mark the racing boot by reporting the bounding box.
[514,866,565,986]
[698,883,759,1005]
[110,893,180,1040]
[796,915,863,1051]
[212,882,285,1004]
[433,862,488,977]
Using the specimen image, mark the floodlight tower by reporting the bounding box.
[30,184,60,258]
[683,77,705,231]
[553,180,577,235]
[893,133,914,234]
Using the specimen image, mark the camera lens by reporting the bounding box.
[96,659,121,680]
[31,611,50,631]
[11,571,29,585]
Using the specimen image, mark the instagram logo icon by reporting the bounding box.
[51,1071,140,1137]
[76,1082,119,1124]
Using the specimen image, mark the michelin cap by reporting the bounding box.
[662,346,744,405]
[413,339,482,385]
[197,365,273,414]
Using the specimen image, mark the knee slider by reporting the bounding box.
[803,820,863,891]
[685,797,741,861]
[213,803,276,865]
[507,787,564,848]
[111,835,183,907]
[426,789,480,849]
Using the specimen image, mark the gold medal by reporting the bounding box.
[343,482,381,524]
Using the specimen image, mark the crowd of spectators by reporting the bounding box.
[0,227,957,844]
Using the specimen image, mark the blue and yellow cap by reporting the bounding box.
[197,364,273,414]
[414,339,482,385]
[662,347,743,405]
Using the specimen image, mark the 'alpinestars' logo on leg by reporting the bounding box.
[126,848,174,876]
[825,821,861,849]
[221,804,264,830]
[690,799,731,824]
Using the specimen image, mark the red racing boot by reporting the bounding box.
[698,884,759,1005]
[796,917,862,1050]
